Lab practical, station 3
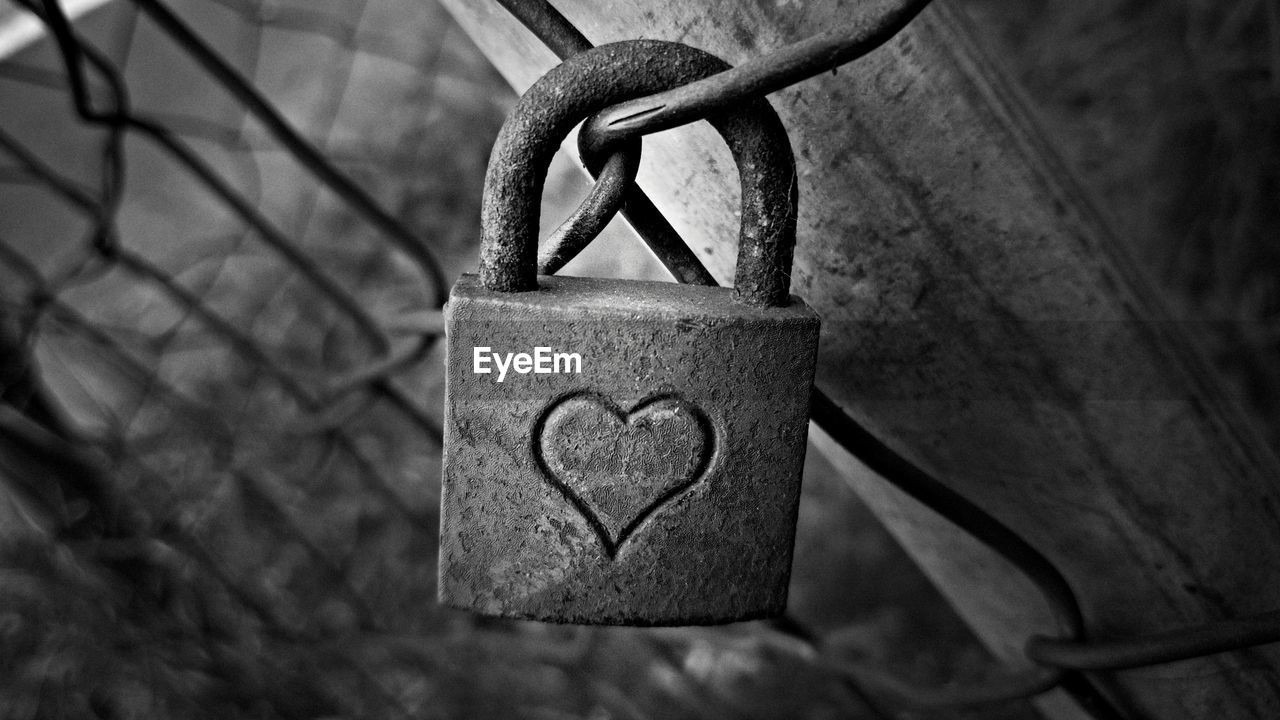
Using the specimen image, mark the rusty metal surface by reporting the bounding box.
[477,39,798,307]
[438,274,819,624]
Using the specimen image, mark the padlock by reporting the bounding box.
[438,40,820,625]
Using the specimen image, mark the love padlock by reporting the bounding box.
[438,40,820,625]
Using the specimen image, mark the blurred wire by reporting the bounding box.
[1028,611,1280,671]
[129,0,447,305]
[27,0,392,354]
[9,0,441,586]
[0,2,463,716]
[10,0,450,434]
[809,392,1123,718]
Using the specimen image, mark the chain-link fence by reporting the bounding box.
[1,1,497,715]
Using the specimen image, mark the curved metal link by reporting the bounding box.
[478,39,798,307]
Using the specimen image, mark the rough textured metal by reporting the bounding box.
[439,275,819,624]
[478,39,797,307]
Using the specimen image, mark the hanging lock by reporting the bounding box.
[438,40,820,625]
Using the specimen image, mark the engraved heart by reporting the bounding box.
[533,392,713,557]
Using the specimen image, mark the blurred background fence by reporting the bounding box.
[0,1,1276,719]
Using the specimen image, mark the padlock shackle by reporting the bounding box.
[479,40,798,307]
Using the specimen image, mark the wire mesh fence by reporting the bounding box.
[0,1,495,715]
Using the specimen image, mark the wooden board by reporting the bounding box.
[437,1,1280,717]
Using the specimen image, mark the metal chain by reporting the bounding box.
[494,0,1280,716]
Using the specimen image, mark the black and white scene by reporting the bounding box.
[1,1,1278,718]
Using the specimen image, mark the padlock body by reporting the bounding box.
[438,274,819,625]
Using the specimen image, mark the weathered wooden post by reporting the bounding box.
[437,1,1280,717]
